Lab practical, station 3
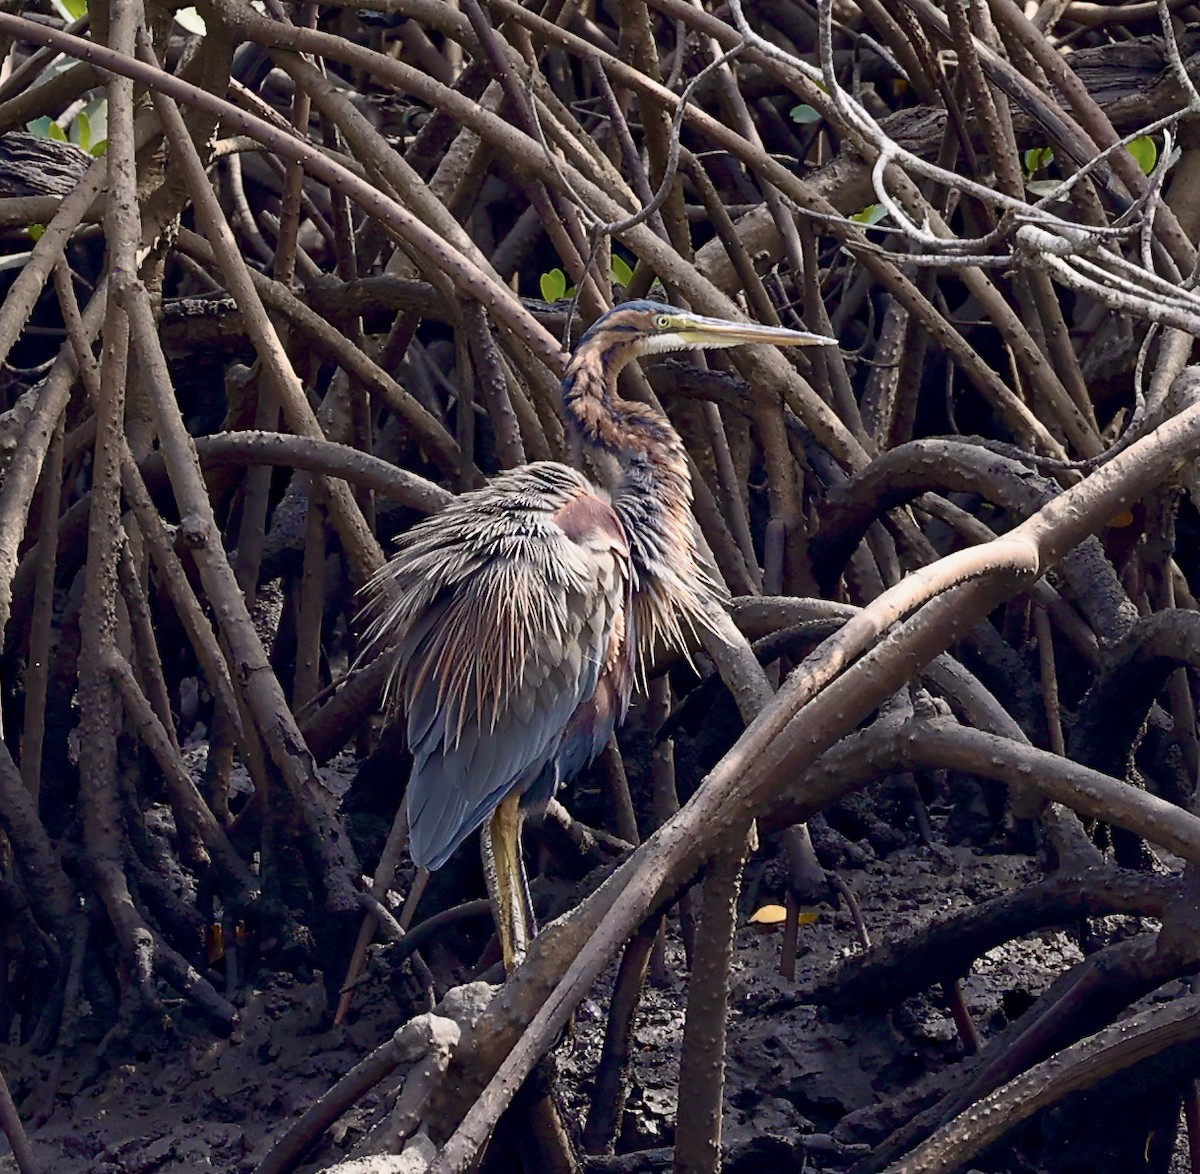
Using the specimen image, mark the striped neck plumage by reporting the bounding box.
[560,348,690,503]
[560,339,718,659]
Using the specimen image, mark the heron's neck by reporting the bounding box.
[561,362,690,507]
[562,361,714,646]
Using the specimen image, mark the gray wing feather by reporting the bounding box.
[401,569,607,869]
[360,463,628,870]
[407,654,596,868]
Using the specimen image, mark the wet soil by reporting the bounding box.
[6,841,1157,1173]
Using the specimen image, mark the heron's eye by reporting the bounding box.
[655,314,671,329]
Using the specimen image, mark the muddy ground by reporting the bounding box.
[5,830,1181,1174]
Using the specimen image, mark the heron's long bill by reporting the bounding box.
[675,313,837,349]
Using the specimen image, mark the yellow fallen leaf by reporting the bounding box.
[749,904,788,925]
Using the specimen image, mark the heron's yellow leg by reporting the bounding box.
[482,792,533,971]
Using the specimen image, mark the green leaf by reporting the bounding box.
[50,0,87,18]
[47,122,67,142]
[80,99,108,148]
[611,254,633,287]
[25,117,55,139]
[1023,146,1054,176]
[851,203,886,225]
[73,110,91,150]
[27,224,45,243]
[89,139,108,157]
[540,268,567,303]
[789,104,822,125]
[1127,136,1157,175]
[174,7,208,34]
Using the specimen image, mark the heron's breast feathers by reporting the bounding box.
[361,465,634,755]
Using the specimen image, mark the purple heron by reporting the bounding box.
[362,301,835,968]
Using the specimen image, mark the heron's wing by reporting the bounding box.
[363,465,631,870]
[554,656,634,789]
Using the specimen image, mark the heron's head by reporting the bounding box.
[572,299,837,374]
